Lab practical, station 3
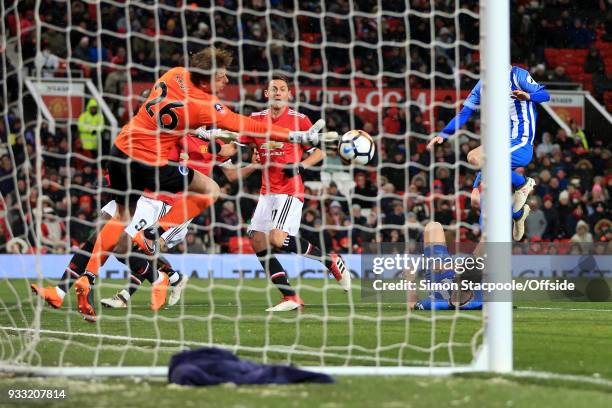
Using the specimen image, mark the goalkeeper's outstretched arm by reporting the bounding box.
[213,108,332,146]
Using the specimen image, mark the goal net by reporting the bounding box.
[0,0,511,376]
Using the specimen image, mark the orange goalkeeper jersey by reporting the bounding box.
[114,67,290,166]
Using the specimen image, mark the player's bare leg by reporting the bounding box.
[511,176,535,241]
[467,145,484,168]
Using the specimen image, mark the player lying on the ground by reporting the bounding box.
[426,65,550,241]
[74,47,338,321]
[100,137,259,309]
[406,221,483,311]
[240,74,352,312]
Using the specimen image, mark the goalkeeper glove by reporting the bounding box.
[288,119,339,146]
[282,163,305,178]
[195,127,239,143]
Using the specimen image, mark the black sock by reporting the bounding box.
[256,249,295,296]
[281,236,333,269]
[158,255,182,286]
[58,235,96,292]
[126,254,157,296]
[157,255,176,276]
[83,271,96,285]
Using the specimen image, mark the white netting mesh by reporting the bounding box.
[1,0,486,373]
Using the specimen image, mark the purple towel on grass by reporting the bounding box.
[168,347,335,386]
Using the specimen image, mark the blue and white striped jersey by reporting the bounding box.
[463,66,546,148]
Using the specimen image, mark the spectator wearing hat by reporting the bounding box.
[531,64,548,83]
[40,206,67,252]
[327,201,347,229]
[325,182,349,214]
[571,220,594,247]
[77,98,105,153]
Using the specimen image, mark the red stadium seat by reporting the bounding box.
[605,91,612,112]
[228,236,255,254]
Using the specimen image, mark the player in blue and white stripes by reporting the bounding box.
[427,65,551,240]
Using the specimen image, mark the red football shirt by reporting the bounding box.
[168,135,230,177]
[146,135,230,204]
[239,107,313,198]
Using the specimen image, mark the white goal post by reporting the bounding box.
[480,0,513,373]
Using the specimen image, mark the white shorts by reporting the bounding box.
[100,197,190,249]
[248,194,303,236]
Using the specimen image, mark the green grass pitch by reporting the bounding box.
[1,278,611,407]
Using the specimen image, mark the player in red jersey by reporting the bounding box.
[240,74,352,312]
[75,47,333,320]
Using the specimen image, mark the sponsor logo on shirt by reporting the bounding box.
[214,103,224,113]
[260,141,284,150]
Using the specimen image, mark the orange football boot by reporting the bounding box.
[150,272,169,311]
[30,284,63,309]
[74,276,96,323]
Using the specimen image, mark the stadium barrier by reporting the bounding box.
[2,254,608,279]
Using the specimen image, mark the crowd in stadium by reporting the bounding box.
[0,0,610,254]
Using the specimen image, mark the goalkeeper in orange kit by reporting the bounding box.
[37,46,336,322]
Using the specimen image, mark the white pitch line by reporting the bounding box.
[511,370,612,387]
[516,306,612,313]
[0,326,417,365]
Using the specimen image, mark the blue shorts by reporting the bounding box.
[510,144,533,169]
[472,145,533,189]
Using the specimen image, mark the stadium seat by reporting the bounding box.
[605,91,612,112]
[360,208,372,219]
[304,181,324,194]
[320,171,332,186]
[332,172,356,198]
[228,236,254,254]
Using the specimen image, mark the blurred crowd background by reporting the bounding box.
[1,0,610,254]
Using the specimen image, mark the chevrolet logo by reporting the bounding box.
[260,141,284,150]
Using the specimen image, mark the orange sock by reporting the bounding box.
[158,194,213,231]
[84,219,126,276]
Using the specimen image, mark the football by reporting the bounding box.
[338,130,375,165]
